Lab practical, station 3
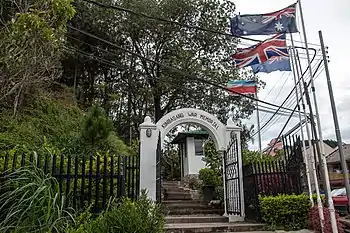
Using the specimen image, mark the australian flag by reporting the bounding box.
[232,33,291,73]
[230,3,298,36]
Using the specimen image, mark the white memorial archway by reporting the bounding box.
[139,108,244,221]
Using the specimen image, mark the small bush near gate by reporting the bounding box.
[308,206,345,233]
[199,168,219,186]
[259,194,311,230]
[67,190,165,233]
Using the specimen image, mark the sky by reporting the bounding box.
[233,0,350,150]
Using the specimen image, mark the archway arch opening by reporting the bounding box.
[156,108,226,151]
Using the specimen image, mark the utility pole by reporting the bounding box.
[319,30,350,215]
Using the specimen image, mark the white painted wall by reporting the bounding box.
[183,143,189,176]
[186,137,206,175]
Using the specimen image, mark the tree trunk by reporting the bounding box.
[154,94,162,122]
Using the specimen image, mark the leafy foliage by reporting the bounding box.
[161,143,181,181]
[199,168,219,187]
[202,141,221,172]
[242,150,276,165]
[0,92,82,153]
[0,94,129,156]
[63,0,262,139]
[0,0,75,113]
[67,190,165,233]
[259,194,311,231]
[201,141,223,200]
[308,206,344,233]
[0,166,75,233]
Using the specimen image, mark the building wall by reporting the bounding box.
[183,142,189,177]
[186,137,206,175]
[305,142,337,192]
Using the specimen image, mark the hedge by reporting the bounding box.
[259,194,327,231]
[259,194,312,230]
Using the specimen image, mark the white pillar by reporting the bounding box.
[225,118,244,222]
[139,116,158,201]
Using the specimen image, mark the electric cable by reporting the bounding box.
[251,49,322,139]
[67,25,311,114]
[265,60,324,155]
[79,0,322,47]
[66,45,303,120]
[252,60,323,141]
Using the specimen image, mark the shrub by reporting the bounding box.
[259,194,311,230]
[242,150,275,165]
[199,168,218,186]
[68,190,165,233]
[0,166,75,233]
[312,193,326,205]
[308,206,345,233]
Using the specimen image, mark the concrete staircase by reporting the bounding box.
[162,180,265,233]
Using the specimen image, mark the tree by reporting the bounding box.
[62,0,262,139]
[0,0,75,114]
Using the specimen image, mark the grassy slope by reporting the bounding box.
[0,91,130,156]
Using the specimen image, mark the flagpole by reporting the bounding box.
[289,37,313,206]
[297,0,331,197]
[255,93,263,155]
[297,1,329,231]
[294,50,317,207]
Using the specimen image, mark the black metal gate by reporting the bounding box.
[156,132,162,203]
[224,132,242,215]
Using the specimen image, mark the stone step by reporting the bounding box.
[164,202,210,209]
[163,187,186,192]
[167,208,224,215]
[163,181,181,186]
[163,200,205,204]
[164,222,265,233]
[164,192,192,201]
[165,215,228,224]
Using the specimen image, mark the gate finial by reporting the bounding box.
[144,116,152,123]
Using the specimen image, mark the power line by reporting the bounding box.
[263,61,325,154]
[250,56,318,139]
[79,0,321,47]
[67,32,303,119]
[65,45,298,116]
[67,25,310,114]
[263,73,291,116]
[253,49,322,137]
[251,59,323,140]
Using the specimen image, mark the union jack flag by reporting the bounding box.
[232,34,289,69]
[262,3,297,24]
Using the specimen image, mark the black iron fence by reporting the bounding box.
[224,132,241,215]
[0,152,140,213]
[243,135,303,222]
[156,132,162,203]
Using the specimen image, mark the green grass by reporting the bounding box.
[0,166,75,233]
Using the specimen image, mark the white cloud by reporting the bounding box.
[234,0,350,150]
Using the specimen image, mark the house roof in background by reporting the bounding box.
[326,144,350,164]
[171,130,209,144]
